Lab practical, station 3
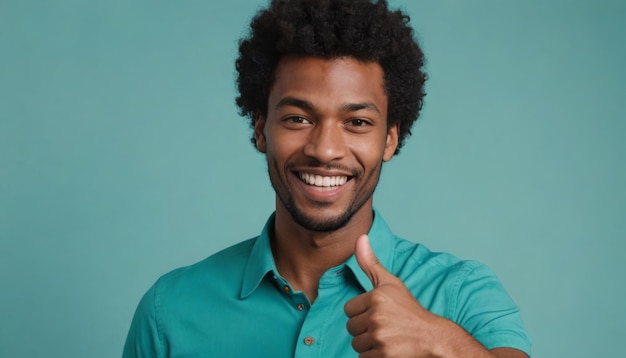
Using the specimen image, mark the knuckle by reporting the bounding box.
[369,311,388,327]
[368,329,387,347]
[369,290,388,305]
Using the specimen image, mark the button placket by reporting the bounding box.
[293,268,348,356]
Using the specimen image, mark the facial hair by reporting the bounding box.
[268,159,383,232]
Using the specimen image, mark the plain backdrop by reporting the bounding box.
[1,0,625,357]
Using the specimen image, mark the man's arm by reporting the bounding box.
[345,234,530,358]
[491,348,529,358]
[123,285,164,358]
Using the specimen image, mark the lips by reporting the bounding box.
[298,172,349,187]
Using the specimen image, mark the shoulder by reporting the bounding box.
[390,237,531,354]
[152,238,256,298]
[389,237,511,319]
[123,238,259,357]
[390,236,478,281]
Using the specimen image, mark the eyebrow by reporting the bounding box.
[275,97,314,111]
[275,96,381,115]
[340,102,381,115]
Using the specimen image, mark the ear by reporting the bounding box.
[254,114,267,153]
[383,122,399,162]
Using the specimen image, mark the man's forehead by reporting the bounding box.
[267,57,387,117]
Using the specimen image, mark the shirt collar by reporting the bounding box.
[240,208,395,298]
[240,213,279,299]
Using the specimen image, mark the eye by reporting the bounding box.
[347,118,370,127]
[284,116,312,125]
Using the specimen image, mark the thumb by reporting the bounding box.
[354,234,393,288]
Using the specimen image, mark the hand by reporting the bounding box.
[344,234,450,357]
[344,234,523,358]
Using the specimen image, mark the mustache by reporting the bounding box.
[292,160,361,177]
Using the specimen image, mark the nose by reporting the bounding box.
[303,121,347,163]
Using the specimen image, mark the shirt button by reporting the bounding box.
[296,303,305,311]
[304,336,314,345]
[283,285,290,292]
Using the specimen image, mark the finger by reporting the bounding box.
[350,331,374,353]
[358,350,380,358]
[354,234,393,287]
[346,311,370,336]
[344,291,369,317]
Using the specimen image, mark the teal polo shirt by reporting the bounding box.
[123,210,531,357]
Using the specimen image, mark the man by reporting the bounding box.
[124,0,531,357]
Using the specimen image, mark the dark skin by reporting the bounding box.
[254,55,529,358]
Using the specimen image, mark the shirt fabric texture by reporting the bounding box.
[123,209,532,357]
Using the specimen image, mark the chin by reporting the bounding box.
[288,206,352,232]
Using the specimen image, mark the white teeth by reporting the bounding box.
[299,172,348,187]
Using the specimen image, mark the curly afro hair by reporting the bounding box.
[236,0,426,155]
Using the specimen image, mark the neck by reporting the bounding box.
[271,200,374,302]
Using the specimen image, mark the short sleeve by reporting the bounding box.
[122,284,165,358]
[450,261,532,355]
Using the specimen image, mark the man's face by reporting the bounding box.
[255,56,398,232]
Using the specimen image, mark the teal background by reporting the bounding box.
[1,0,624,357]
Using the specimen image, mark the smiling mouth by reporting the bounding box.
[297,172,350,188]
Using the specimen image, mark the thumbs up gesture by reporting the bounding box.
[344,234,437,356]
[344,235,526,358]
[343,235,455,357]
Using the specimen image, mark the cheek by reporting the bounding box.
[264,136,303,173]
[268,130,307,157]
[348,135,388,166]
